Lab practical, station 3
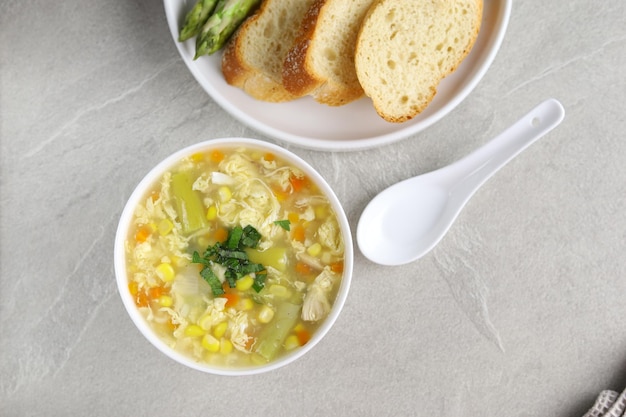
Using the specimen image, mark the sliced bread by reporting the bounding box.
[282,0,376,106]
[355,0,483,122]
[221,0,316,102]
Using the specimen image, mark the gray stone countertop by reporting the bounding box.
[2,0,625,416]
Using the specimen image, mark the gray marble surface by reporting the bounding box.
[2,0,626,416]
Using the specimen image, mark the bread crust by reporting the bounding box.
[221,0,307,103]
[282,0,326,98]
[283,0,372,106]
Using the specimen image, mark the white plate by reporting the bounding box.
[164,0,512,151]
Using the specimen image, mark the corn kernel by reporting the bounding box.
[171,255,186,268]
[158,295,173,307]
[206,205,218,220]
[307,243,322,257]
[218,186,232,203]
[235,275,254,291]
[284,335,300,351]
[155,263,175,282]
[128,281,139,296]
[293,322,305,333]
[196,236,209,249]
[220,338,233,355]
[202,334,220,352]
[213,321,228,338]
[184,324,205,337]
[157,219,174,236]
[258,305,275,323]
[269,284,291,298]
[287,212,299,223]
[315,205,327,219]
[198,314,213,330]
[239,298,254,311]
[191,152,204,162]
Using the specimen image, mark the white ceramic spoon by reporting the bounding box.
[357,98,565,266]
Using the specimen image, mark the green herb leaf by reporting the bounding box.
[200,266,224,295]
[227,226,243,249]
[191,225,267,296]
[273,219,291,231]
[252,271,267,293]
[241,225,261,248]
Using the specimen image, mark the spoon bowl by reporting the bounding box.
[357,99,565,266]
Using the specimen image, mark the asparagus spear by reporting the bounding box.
[194,0,262,59]
[178,0,219,42]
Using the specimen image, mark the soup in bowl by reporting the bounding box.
[114,138,353,375]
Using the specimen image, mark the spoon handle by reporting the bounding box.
[447,99,565,192]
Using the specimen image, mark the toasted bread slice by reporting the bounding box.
[221,0,316,102]
[282,0,375,106]
[355,0,483,122]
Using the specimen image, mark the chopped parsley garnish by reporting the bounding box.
[192,225,267,296]
[273,219,291,231]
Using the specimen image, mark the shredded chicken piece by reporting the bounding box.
[301,268,337,322]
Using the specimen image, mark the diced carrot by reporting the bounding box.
[210,149,225,163]
[221,293,239,308]
[167,318,177,331]
[135,290,149,307]
[134,226,151,243]
[214,227,228,242]
[245,336,256,351]
[296,328,311,346]
[149,286,165,300]
[291,224,306,243]
[264,152,275,162]
[330,261,344,274]
[295,262,313,276]
[289,174,308,193]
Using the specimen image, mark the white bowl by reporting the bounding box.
[163,0,512,151]
[114,138,353,375]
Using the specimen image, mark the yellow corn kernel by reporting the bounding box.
[155,263,175,282]
[258,305,275,323]
[287,212,299,223]
[293,322,305,333]
[239,298,254,311]
[158,295,173,307]
[269,284,291,298]
[157,218,174,236]
[315,206,327,219]
[202,334,220,352]
[235,275,254,291]
[220,338,233,355]
[198,314,213,331]
[213,321,228,339]
[196,236,210,249]
[184,324,205,337]
[206,205,218,221]
[128,281,139,296]
[191,152,204,162]
[171,255,186,268]
[218,186,232,203]
[306,243,322,257]
[284,335,300,351]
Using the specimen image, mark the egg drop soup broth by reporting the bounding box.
[125,146,345,368]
